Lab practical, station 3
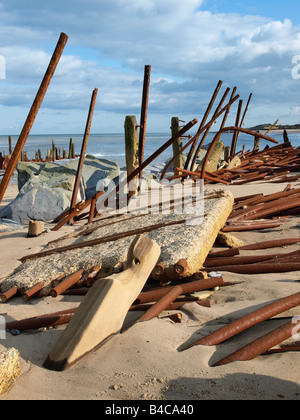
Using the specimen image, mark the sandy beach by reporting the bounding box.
[0,178,299,401]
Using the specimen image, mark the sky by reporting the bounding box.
[1,0,300,134]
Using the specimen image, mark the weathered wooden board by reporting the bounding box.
[43,234,161,371]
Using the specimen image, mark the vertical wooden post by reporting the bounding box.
[138,65,151,178]
[0,32,68,205]
[125,116,139,197]
[8,136,12,155]
[68,138,73,159]
[69,88,98,221]
[52,139,56,162]
[171,117,183,175]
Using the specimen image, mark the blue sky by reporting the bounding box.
[0,0,300,134]
[203,0,300,23]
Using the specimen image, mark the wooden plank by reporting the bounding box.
[43,234,161,371]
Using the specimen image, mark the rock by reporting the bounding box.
[0,347,20,396]
[0,186,72,225]
[197,141,224,172]
[217,232,244,248]
[227,156,242,169]
[0,156,120,225]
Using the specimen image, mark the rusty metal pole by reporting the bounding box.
[184,80,223,171]
[138,65,151,179]
[0,32,68,205]
[69,88,98,222]
[213,318,300,366]
[230,99,243,158]
[181,292,300,351]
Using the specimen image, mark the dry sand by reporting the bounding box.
[0,180,299,401]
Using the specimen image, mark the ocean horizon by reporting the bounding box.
[0,130,299,169]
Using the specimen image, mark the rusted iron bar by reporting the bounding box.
[243,198,300,220]
[160,94,240,180]
[22,282,45,302]
[0,286,18,303]
[204,254,282,268]
[230,99,243,158]
[219,87,237,132]
[206,261,300,274]
[108,118,198,204]
[187,85,230,172]
[181,292,300,351]
[207,238,300,257]
[5,308,77,332]
[69,88,98,223]
[175,168,231,185]
[21,218,188,262]
[222,220,286,232]
[138,65,151,178]
[52,190,104,231]
[174,259,189,276]
[130,302,185,312]
[0,33,68,205]
[50,269,84,297]
[199,127,278,181]
[184,80,223,171]
[137,285,184,322]
[132,277,224,306]
[213,318,300,366]
[263,341,300,355]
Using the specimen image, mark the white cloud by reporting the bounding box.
[0,0,300,133]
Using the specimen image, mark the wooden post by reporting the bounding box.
[68,138,73,159]
[253,131,261,152]
[125,116,139,197]
[171,117,183,175]
[8,136,12,155]
[69,88,98,220]
[138,65,151,178]
[0,33,68,205]
[71,142,75,158]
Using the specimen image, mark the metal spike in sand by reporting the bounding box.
[43,235,161,371]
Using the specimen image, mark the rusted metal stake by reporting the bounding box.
[50,269,84,297]
[0,286,18,303]
[137,285,184,322]
[181,292,300,351]
[0,33,68,205]
[22,282,45,302]
[69,88,98,223]
[213,318,300,366]
[139,65,151,178]
[5,308,77,331]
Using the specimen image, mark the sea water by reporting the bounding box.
[0,131,299,169]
